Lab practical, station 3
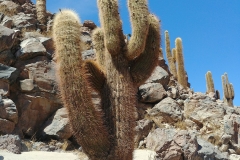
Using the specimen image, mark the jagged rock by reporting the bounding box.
[0,50,15,66]
[1,15,13,28]
[135,119,154,148]
[133,149,157,160]
[20,79,34,91]
[0,98,18,124]
[148,97,182,124]
[146,129,198,159]
[41,108,72,140]
[13,0,31,5]
[15,94,61,137]
[22,1,36,14]
[0,118,15,133]
[13,13,37,30]
[224,114,240,144]
[167,87,179,99]
[0,134,21,154]
[0,25,17,52]
[138,83,166,103]
[145,66,170,88]
[146,128,177,151]
[196,138,229,159]
[37,37,54,55]
[15,37,47,60]
[0,64,19,96]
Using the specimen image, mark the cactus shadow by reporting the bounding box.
[0,156,4,160]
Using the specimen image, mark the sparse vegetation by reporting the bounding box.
[0,4,18,16]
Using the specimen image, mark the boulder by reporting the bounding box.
[0,98,18,124]
[148,97,182,124]
[15,94,61,137]
[15,37,47,60]
[0,50,15,65]
[224,114,240,144]
[0,134,21,154]
[41,108,72,140]
[138,83,166,103]
[145,66,170,88]
[135,119,154,148]
[0,64,19,96]
[20,79,34,91]
[0,25,17,52]
[1,15,13,28]
[13,13,37,30]
[83,20,97,30]
[196,138,229,159]
[0,118,15,133]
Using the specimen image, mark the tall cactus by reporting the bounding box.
[165,31,177,78]
[53,0,160,159]
[175,37,188,88]
[221,73,234,107]
[205,71,215,93]
[36,0,47,24]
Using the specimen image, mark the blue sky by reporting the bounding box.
[32,0,240,106]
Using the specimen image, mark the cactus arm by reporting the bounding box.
[125,0,149,60]
[206,71,215,93]
[52,10,110,159]
[97,0,125,56]
[130,14,160,86]
[83,60,106,92]
[92,28,106,68]
[36,0,46,24]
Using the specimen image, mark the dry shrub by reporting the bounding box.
[174,121,187,130]
[0,4,18,16]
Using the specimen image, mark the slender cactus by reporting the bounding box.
[221,73,234,107]
[205,71,215,93]
[36,0,47,24]
[53,0,161,159]
[175,37,187,88]
[165,31,177,78]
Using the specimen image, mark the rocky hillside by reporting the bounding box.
[0,0,240,159]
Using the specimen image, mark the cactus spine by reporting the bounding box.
[175,37,188,88]
[36,0,47,24]
[53,0,160,159]
[205,71,215,93]
[221,73,234,107]
[165,31,177,78]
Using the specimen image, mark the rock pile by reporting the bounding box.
[0,0,240,159]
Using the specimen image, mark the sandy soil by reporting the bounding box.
[0,150,81,160]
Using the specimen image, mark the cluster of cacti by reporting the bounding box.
[205,71,215,93]
[164,31,188,88]
[36,0,47,24]
[52,0,160,159]
[222,73,234,107]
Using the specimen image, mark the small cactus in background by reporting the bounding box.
[175,37,188,88]
[165,31,177,78]
[221,73,234,107]
[205,71,215,93]
[36,0,47,24]
[53,0,160,159]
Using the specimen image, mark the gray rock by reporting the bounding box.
[42,108,72,139]
[145,66,170,87]
[83,20,97,30]
[148,97,182,123]
[196,138,229,160]
[0,64,19,84]
[1,15,13,28]
[138,83,166,103]
[20,79,34,91]
[0,25,17,52]
[0,134,21,154]
[0,98,18,123]
[135,119,154,148]
[37,37,54,55]
[224,114,240,144]
[82,49,95,60]
[13,13,37,30]
[15,37,47,60]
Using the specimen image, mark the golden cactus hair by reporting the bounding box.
[206,71,215,93]
[175,37,187,88]
[36,0,47,24]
